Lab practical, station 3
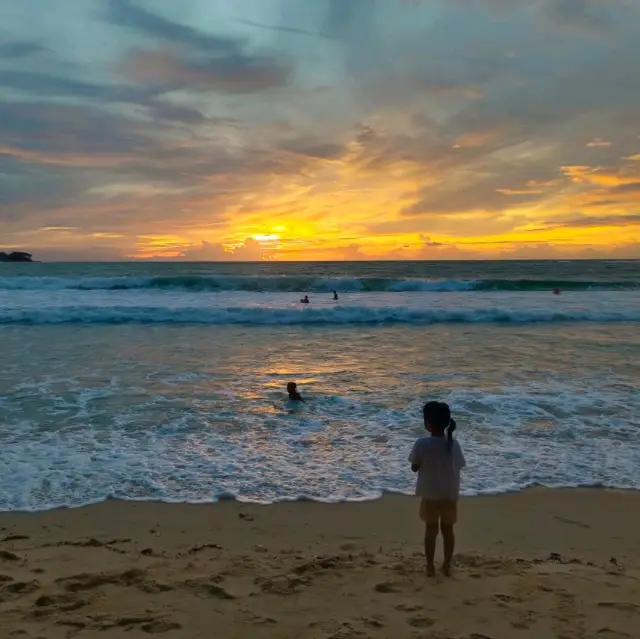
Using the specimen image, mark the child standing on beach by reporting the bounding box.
[409,401,466,576]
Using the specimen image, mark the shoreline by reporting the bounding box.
[1,488,639,638]
[1,483,638,517]
[1,482,638,514]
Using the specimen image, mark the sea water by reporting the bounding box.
[0,260,638,511]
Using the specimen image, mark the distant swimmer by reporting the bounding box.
[333,290,339,301]
[287,382,303,401]
[553,288,560,295]
[300,295,310,304]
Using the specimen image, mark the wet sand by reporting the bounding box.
[0,488,638,639]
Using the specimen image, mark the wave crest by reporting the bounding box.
[2,305,639,325]
[0,275,636,293]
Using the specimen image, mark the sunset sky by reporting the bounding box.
[1,0,640,261]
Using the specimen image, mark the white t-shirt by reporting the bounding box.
[408,436,466,501]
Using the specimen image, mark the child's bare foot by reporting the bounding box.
[426,564,436,577]
[442,563,452,577]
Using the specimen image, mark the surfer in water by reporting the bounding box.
[300,295,310,304]
[333,290,339,301]
[287,382,303,401]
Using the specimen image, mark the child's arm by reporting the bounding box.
[408,440,421,473]
[454,441,466,469]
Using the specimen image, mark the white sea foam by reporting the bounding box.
[0,320,638,511]
[1,384,638,511]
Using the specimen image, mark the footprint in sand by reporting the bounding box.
[183,579,236,599]
[250,616,278,625]
[407,615,436,628]
[32,592,87,616]
[258,575,308,595]
[0,580,40,603]
[360,617,385,628]
[597,601,640,613]
[88,615,182,634]
[595,629,633,638]
[374,581,414,593]
[395,604,421,612]
[141,620,183,634]
[2,535,29,542]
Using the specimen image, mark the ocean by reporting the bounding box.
[0,260,638,511]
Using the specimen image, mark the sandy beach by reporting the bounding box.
[0,488,638,639]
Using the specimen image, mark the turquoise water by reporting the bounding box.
[0,260,638,510]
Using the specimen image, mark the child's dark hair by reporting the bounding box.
[423,401,457,453]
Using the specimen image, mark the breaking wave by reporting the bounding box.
[2,305,640,325]
[0,275,637,293]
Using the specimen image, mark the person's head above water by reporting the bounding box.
[300,295,309,303]
[287,382,303,400]
[423,401,457,452]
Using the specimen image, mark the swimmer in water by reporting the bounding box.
[300,295,310,304]
[287,382,303,401]
[333,290,339,301]
[553,287,560,295]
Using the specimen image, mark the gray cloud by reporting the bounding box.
[140,100,208,125]
[108,0,291,94]
[278,137,345,160]
[0,41,48,59]
[540,0,615,34]
[106,0,242,53]
[0,69,153,105]
[612,182,640,194]
[0,101,153,155]
[120,48,291,94]
[536,214,640,229]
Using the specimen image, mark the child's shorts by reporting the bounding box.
[419,499,458,525]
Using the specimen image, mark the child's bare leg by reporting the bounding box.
[424,522,439,575]
[440,522,455,575]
